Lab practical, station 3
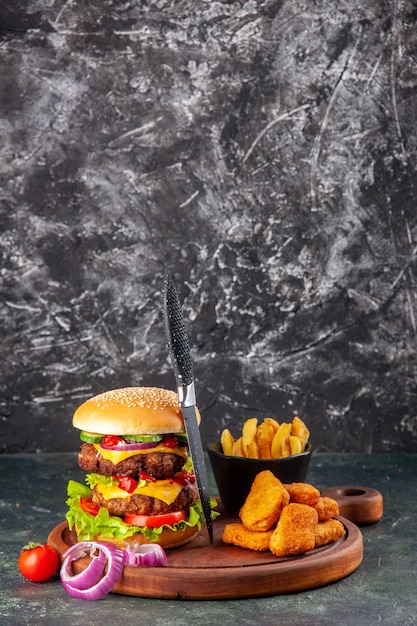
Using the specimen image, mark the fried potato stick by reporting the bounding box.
[284,482,321,507]
[255,421,275,459]
[222,523,273,551]
[269,503,318,557]
[291,416,310,449]
[315,496,339,522]
[315,519,346,547]
[240,470,290,531]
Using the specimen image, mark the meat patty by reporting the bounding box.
[91,482,198,517]
[78,443,185,479]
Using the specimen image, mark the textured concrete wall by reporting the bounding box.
[1,1,417,453]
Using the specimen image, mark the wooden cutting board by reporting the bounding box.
[48,502,363,600]
[321,486,383,525]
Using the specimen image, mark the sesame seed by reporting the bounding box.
[90,387,178,410]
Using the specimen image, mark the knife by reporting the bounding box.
[162,274,213,545]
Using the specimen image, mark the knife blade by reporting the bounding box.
[162,274,213,545]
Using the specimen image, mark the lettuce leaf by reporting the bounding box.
[65,478,219,543]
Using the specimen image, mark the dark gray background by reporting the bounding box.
[1,0,417,454]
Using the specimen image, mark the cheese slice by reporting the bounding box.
[96,479,183,505]
[93,443,188,465]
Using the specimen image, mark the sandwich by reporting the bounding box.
[66,386,214,549]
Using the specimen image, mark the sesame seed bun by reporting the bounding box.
[72,386,199,436]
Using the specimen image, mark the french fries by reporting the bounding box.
[220,428,234,456]
[220,416,309,459]
[242,417,258,457]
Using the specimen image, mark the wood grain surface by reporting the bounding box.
[48,504,363,599]
[321,486,383,525]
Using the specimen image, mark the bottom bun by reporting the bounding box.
[78,524,200,550]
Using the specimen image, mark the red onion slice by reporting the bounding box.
[60,544,106,590]
[100,440,157,452]
[124,543,168,567]
[60,541,124,601]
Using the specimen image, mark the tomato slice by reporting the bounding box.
[124,510,187,528]
[139,470,156,482]
[115,475,138,493]
[102,435,124,448]
[80,497,100,517]
[171,470,195,486]
[162,435,178,449]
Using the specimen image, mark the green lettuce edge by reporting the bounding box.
[66,478,219,543]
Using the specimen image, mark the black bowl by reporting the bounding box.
[207,442,312,515]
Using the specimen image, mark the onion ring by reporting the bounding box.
[100,440,157,452]
[60,541,124,601]
[124,543,168,567]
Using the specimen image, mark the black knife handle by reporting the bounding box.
[163,275,194,387]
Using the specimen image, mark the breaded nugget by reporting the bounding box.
[315,519,346,547]
[284,482,320,507]
[222,523,273,551]
[269,503,318,557]
[239,470,290,531]
[315,496,339,522]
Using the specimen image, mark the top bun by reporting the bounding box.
[73,387,187,436]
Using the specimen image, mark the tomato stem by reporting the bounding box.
[21,541,44,552]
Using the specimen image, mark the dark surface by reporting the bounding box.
[1,1,417,454]
[1,452,416,625]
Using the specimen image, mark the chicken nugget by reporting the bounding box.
[269,503,318,557]
[315,519,346,548]
[222,523,273,551]
[284,482,320,507]
[315,496,339,522]
[239,470,290,531]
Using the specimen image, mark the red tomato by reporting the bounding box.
[115,475,138,493]
[139,470,156,483]
[80,496,100,516]
[102,435,123,447]
[124,510,187,527]
[18,542,59,582]
[171,470,195,486]
[162,435,178,449]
